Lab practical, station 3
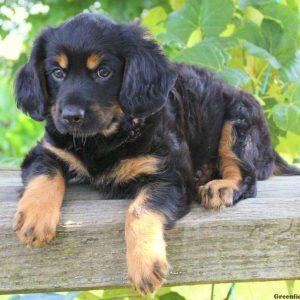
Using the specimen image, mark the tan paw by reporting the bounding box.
[13,196,61,247]
[127,250,169,295]
[13,174,65,247]
[199,179,235,210]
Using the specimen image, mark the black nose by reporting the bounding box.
[61,106,85,125]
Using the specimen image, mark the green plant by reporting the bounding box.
[1,0,299,164]
[1,0,300,164]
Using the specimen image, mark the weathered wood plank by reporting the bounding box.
[0,171,300,294]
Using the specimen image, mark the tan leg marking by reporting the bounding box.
[43,141,89,178]
[200,121,242,210]
[54,53,68,69]
[125,188,168,295]
[86,53,103,70]
[13,172,65,247]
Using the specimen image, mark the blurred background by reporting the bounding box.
[1,0,300,166]
[0,0,299,299]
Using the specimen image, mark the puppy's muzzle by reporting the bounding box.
[61,105,85,127]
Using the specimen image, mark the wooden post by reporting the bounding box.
[0,169,300,294]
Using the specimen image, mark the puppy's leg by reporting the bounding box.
[200,121,256,209]
[13,150,66,247]
[125,183,187,295]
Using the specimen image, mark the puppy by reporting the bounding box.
[13,13,300,295]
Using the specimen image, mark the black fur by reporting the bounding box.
[15,31,50,121]
[118,25,177,118]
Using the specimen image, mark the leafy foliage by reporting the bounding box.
[1,0,300,163]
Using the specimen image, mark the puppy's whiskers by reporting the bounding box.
[72,131,78,148]
[81,135,87,147]
[83,136,87,146]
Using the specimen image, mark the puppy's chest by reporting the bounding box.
[61,147,161,188]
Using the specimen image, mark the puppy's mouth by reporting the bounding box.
[55,116,119,138]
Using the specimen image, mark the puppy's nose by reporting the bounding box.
[61,106,85,125]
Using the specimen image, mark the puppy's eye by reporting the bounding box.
[52,68,66,80]
[97,68,111,78]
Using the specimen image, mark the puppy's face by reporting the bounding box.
[46,42,124,137]
[15,13,177,138]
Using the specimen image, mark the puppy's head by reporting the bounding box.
[15,13,176,137]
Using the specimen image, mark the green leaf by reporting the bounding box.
[257,3,299,66]
[276,132,300,162]
[261,18,283,52]
[159,292,186,300]
[290,84,300,104]
[157,32,185,45]
[280,50,300,83]
[258,3,299,39]
[272,102,300,135]
[141,6,167,35]
[173,39,230,70]
[260,17,296,66]
[286,280,295,294]
[217,68,250,86]
[169,0,185,10]
[236,3,299,67]
[166,0,234,44]
[242,41,281,69]
[235,20,266,48]
[238,0,274,10]
[77,291,101,300]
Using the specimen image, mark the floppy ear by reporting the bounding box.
[118,25,177,118]
[14,31,49,121]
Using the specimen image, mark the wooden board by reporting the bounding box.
[0,170,300,294]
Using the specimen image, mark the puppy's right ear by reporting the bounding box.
[15,30,49,121]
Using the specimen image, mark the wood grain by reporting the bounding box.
[0,170,300,294]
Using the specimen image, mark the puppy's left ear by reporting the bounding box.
[118,25,177,118]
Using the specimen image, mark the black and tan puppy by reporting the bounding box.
[13,13,300,294]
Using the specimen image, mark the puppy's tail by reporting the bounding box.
[273,151,300,175]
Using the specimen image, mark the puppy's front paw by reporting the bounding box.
[13,196,61,247]
[127,248,168,295]
[125,207,168,295]
[13,173,65,247]
[199,179,235,210]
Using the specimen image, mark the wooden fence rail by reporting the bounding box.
[0,169,300,294]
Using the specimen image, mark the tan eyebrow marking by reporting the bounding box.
[54,53,68,69]
[86,53,103,70]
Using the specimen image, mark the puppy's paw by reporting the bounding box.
[199,179,235,210]
[127,250,168,295]
[13,196,60,247]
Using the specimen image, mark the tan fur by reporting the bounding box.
[200,121,242,210]
[100,104,124,136]
[219,121,242,183]
[86,53,103,70]
[54,53,68,69]
[109,156,160,184]
[101,122,119,137]
[125,188,168,295]
[112,103,124,117]
[13,172,65,246]
[43,141,89,178]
